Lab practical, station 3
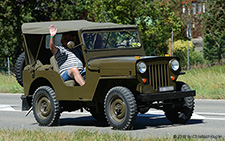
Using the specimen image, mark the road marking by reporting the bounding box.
[204,117,225,121]
[195,112,225,116]
[191,113,205,120]
[143,110,225,121]
[142,110,206,120]
[0,104,16,111]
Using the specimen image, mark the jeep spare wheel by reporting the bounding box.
[15,52,25,87]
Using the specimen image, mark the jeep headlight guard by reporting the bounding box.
[170,59,179,71]
[137,62,147,73]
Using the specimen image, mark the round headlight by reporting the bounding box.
[137,62,147,73]
[171,59,180,71]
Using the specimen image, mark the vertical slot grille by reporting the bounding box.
[149,64,169,91]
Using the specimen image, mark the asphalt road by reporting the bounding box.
[0,93,225,139]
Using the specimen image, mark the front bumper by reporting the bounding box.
[137,90,196,102]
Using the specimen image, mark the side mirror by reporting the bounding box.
[67,41,75,49]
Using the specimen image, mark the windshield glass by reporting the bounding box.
[83,30,140,50]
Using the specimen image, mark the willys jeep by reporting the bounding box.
[18,20,195,130]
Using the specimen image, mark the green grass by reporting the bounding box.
[0,129,214,141]
[0,129,151,141]
[178,65,225,99]
[0,73,24,93]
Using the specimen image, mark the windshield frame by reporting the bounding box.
[81,29,142,51]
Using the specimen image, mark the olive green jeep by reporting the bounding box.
[18,20,195,130]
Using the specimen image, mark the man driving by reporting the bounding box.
[49,24,85,86]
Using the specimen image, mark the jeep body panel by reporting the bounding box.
[23,56,139,101]
[88,56,138,76]
[23,67,98,101]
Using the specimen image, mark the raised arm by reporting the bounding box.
[49,24,58,55]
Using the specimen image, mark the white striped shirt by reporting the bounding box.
[54,46,83,75]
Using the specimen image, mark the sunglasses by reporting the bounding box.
[62,39,72,42]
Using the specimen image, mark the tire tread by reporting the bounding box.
[15,52,25,87]
[32,86,60,126]
[104,86,137,130]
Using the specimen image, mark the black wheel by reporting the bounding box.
[164,82,195,124]
[104,86,137,130]
[15,52,25,87]
[32,86,60,126]
[90,103,106,121]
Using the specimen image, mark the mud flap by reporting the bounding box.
[21,95,32,111]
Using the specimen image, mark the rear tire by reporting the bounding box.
[32,86,60,126]
[164,82,195,124]
[104,86,137,130]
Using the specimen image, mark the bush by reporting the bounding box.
[173,40,194,51]
[203,34,225,64]
[173,40,205,68]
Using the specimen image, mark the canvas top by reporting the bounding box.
[22,20,137,34]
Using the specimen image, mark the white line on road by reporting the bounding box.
[0,104,16,111]
[204,117,225,121]
[195,112,225,116]
[143,110,206,120]
[143,110,225,121]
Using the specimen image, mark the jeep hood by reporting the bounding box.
[87,56,175,76]
[88,56,137,76]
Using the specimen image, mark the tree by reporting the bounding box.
[87,0,182,56]
[0,0,36,71]
[202,0,225,63]
[0,0,87,72]
[0,0,183,72]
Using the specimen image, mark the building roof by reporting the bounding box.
[22,20,137,34]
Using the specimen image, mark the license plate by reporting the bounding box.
[159,86,174,92]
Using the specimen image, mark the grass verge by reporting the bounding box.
[1,129,219,141]
[178,65,225,99]
[0,73,24,93]
[0,129,154,141]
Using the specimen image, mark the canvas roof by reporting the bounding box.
[22,20,137,34]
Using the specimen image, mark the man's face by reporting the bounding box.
[61,34,74,47]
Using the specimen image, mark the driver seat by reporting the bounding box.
[50,56,76,86]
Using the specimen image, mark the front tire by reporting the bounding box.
[164,82,195,124]
[104,86,137,130]
[32,86,60,126]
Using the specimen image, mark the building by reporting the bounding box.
[157,0,207,38]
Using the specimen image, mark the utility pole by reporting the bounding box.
[171,30,174,56]
[7,57,10,78]
[187,21,192,70]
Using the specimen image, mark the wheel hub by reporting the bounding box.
[37,96,51,119]
[110,98,126,121]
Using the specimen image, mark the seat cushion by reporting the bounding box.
[50,56,76,86]
[64,80,76,86]
[50,56,59,72]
